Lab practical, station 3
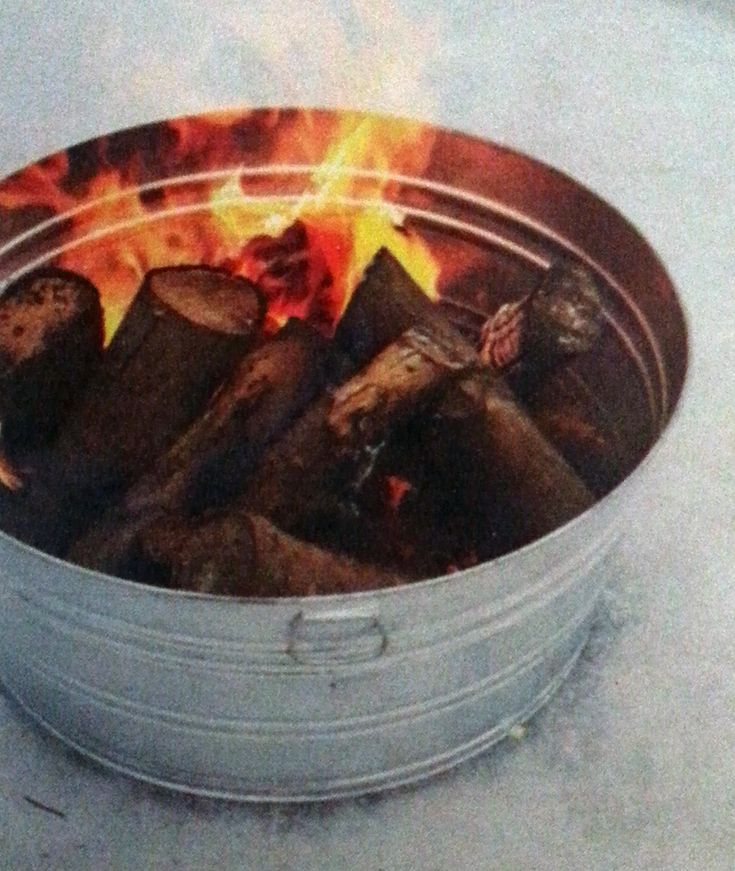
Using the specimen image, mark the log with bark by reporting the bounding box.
[139,510,406,597]
[69,318,331,576]
[334,249,595,547]
[478,259,602,389]
[335,248,463,365]
[238,321,475,533]
[0,266,264,555]
[308,258,604,572]
[0,267,104,453]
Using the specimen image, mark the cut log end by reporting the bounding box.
[0,267,104,451]
[144,266,264,337]
[479,260,602,377]
[0,268,101,368]
[535,260,602,354]
[1,265,265,557]
[69,264,266,487]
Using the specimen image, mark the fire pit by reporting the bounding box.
[0,108,687,800]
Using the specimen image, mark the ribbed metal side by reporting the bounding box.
[0,622,591,802]
[0,493,623,800]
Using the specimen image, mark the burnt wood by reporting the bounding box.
[335,249,594,544]
[436,374,594,550]
[292,419,492,577]
[69,318,330,575]
[334,248,462,365]
[239,323,474,532]
[140,510,406,596]
[0,267,103,452]
[0,266,264,555]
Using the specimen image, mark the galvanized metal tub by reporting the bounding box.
[0,108,688,801]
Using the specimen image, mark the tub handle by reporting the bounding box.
[288,609,387,665]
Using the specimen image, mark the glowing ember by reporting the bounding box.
[384,474,413,511]
[209,112,440,330]
[0,452,23,492]
[225,220,335,333]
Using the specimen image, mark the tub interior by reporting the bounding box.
[0,108,688,554]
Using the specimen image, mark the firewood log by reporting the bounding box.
[0,267,103,452]
[326,265,605,570]
[69,318,330,575]
[442,260,615,497]
[301,257,604,570]
[140,510,406,596]
[314,415,499,575]
[0,266,264,555]
[335,248,462,365]
[435,374,594,550]
[239,324,474,532]
[478,258,602,394]
[335,249,595,545]
[520,366,627,498]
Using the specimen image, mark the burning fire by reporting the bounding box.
[0,109,440,340]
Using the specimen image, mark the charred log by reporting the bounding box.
[296,417,492,576]
[0,267,103,453]
[239,323,474,532]
[60,265,265,488]
[0,266,264,554]
[335,249,594,543]
[522,366,628,498]
[435,374,594,550]
[334,247,462,365]
[140,510,406,596]
[69,318,330,575]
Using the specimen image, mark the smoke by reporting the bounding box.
[211,0,444,119]
[0,0,446,174]
[59,0,445,128]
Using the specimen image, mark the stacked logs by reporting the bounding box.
[0,244,610,598]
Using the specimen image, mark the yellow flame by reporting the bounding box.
[304,114,440,303]
[209,113,439,302]
[209,175,284,244]
[307,117,379,210]
[347,207,439,306]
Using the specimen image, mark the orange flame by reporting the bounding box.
[0,155,74,215]
[0,110,440,341]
